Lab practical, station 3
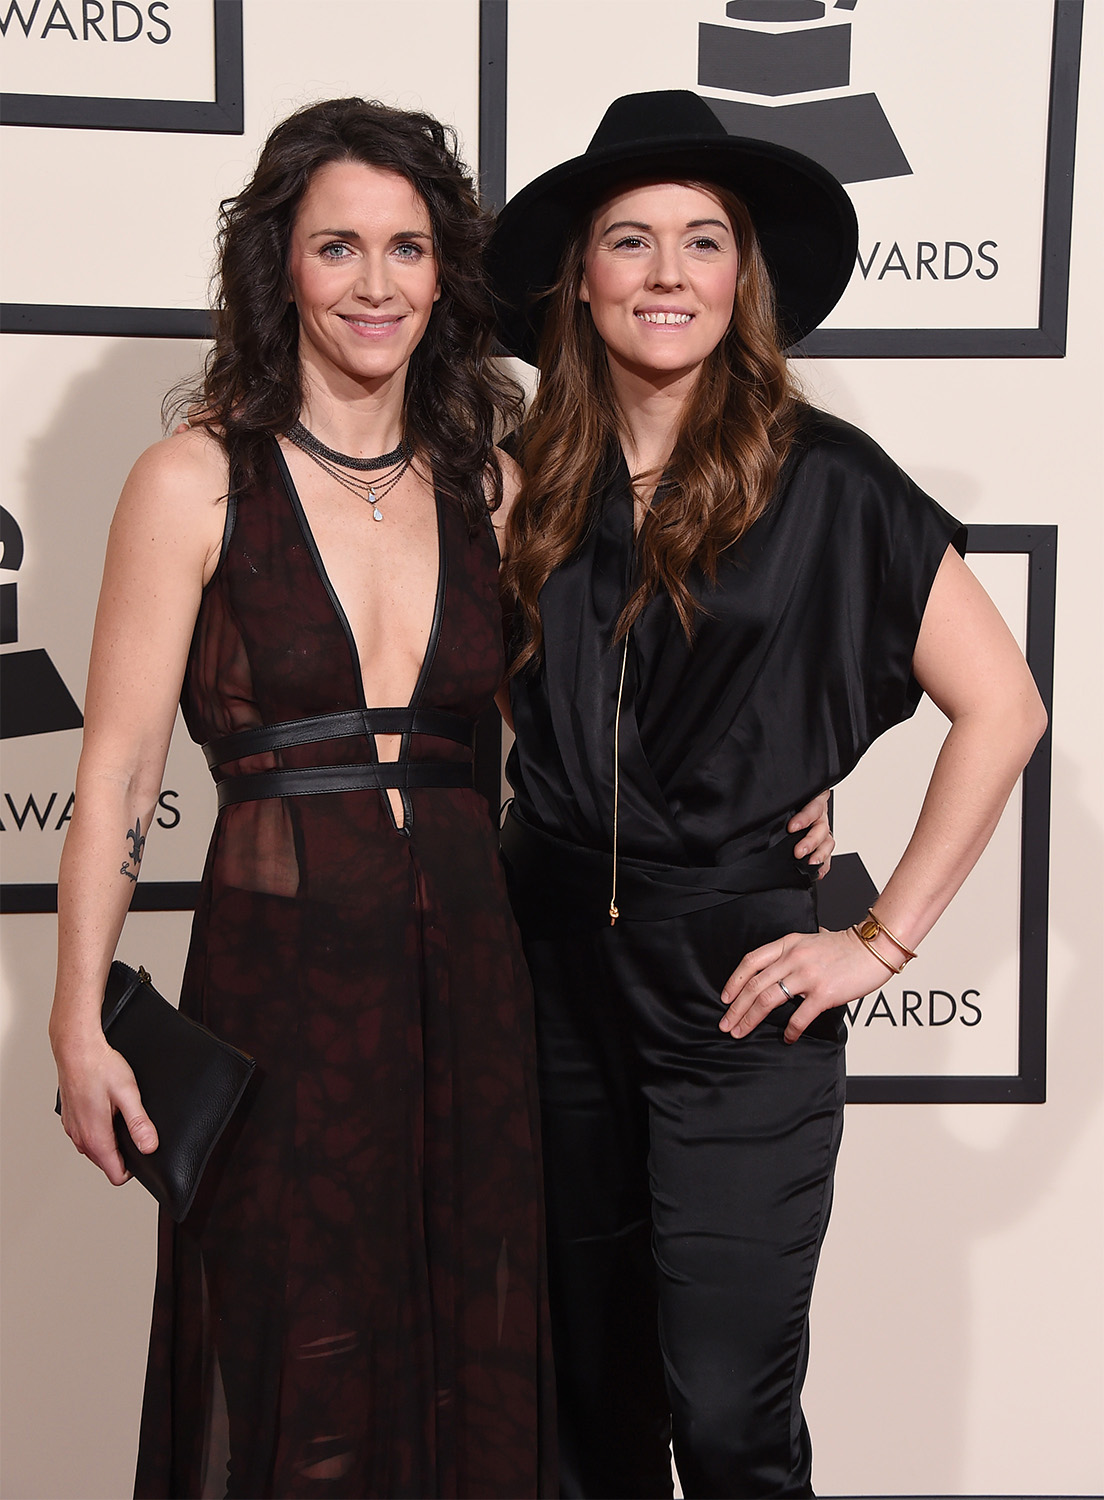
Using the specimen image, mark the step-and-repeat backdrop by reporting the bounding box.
[2,4,1100,1498]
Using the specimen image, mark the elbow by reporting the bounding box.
[73,756,163,817]
[1007,683,1048,770]
[1026,692,1048,755]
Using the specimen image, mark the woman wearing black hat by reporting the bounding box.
[490,91,1045,1499]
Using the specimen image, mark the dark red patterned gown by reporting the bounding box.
[134,442,555,1499]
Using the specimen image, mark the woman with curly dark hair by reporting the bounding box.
[49,98,554,1499]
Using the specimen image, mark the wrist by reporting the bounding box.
[849,911,916,976]
[49,1023,110,1068]
[863,908,918,962]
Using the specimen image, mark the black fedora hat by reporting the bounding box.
[488,89,858,365]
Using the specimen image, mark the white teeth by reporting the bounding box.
[636,311,692,325]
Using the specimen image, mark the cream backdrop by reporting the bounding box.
[1,1,1101,1497]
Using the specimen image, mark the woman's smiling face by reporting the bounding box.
[287,159,441,393]
[579,180,739,382]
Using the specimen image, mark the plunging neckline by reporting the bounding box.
[271,439,447,734]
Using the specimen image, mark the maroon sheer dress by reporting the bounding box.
[134,442,554,1499]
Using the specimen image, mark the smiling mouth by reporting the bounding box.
[635,311,693,326]
[341,314,403,334]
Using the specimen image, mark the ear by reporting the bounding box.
[578,270,590,305]
[433,280,442,303]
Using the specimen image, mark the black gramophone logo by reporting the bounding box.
[699,0,911,185]
[0,506,83,739]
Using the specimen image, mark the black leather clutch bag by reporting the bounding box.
[54,961,256,1221]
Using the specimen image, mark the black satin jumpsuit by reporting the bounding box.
[503,410,963,1499]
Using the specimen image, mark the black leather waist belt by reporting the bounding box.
[203,707,475,770]
[216,760,473,808]
[204,708,476,808]
[500,806,814,927]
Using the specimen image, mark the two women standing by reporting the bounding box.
[50,87,1043,1499]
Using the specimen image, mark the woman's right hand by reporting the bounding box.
[54,1034,158,1186]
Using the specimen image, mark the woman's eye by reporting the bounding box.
[611,235,647,251]
[393,241,425,260]
[319,242,352,260]
[690,237,722,252]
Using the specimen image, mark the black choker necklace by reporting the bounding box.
[287,420,408,471]
[287,420,413,521]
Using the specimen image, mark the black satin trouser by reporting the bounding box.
[510,879,847,1500]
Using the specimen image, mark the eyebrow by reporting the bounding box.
[307,228,433,241]
[599,218,730,235]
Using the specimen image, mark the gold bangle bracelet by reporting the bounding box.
[851,924,906,975]
[858,911,917,964]
[866,909,918,960]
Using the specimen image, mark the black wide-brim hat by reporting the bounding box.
[488,89,858,365]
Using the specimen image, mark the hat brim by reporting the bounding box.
[488,135,858,366]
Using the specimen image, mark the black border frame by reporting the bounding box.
[798,1,1083,358]
[0,1,1083,354]
[0,0,509,904]
[0,4,1056,1106]
[0,0,243,134]
[0,527,1058,1111]
[846,525,1056,1105]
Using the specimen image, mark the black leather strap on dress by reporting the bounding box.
[216,760,473,809]
[203,708,475,770]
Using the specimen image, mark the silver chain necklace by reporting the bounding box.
[287,421,413,522]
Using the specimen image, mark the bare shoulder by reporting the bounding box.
[113,428,229,579]
[123,426,228,508]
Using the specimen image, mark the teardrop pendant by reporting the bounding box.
[368,488,383,522]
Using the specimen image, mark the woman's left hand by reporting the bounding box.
[788,791,834,878]
[719,927,890,1044]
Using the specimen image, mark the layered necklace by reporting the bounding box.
[287,420,413,522]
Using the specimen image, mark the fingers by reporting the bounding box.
[789,790,834,877]
[809,834,834,879]
[719,928,884,1045]
[57,1052,157,1188]
[782,997,820,1045]
[788,797,824,836]
[65,1112,131,1186]
[720,964,791,1038]
[720,937,785,1008]
[115,1078,159,1158]
[719,938,791,1037]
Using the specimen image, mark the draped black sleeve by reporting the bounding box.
[506,409,965,873]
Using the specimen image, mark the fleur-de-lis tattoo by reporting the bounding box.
[120,816,146,883]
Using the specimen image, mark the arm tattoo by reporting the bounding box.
[120,817,146,883]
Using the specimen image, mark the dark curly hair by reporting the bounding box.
[170,97,522,525]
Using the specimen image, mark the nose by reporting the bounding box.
[647,241,685,291]
[354,252,395,305]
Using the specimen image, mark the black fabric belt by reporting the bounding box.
[203,708,475,770]
[500,805,815,928]
[216,760,473,808]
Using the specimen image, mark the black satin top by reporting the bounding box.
[506,409,965,880]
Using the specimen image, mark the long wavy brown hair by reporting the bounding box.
[168,97,522,525]
[503,183,805,669]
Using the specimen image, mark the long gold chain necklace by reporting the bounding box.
[609,632,630,926]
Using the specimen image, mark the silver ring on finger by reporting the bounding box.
[778,979,795,1001]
